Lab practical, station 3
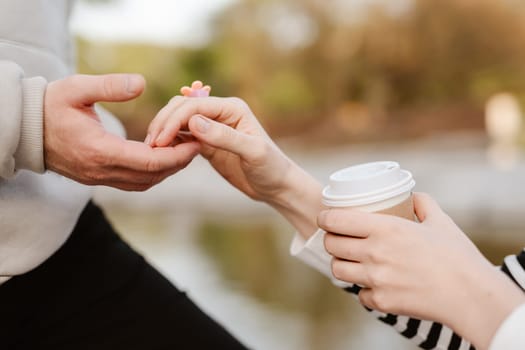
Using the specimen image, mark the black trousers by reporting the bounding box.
[0,202,249,350]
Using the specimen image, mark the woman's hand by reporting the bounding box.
[319,192,525,349]
[146,95,324,237]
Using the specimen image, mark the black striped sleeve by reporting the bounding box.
[419,322,442,349]
[338,249,525,349]
[517,249,525,266]
[447,333,462,350]
[501,263,520,287]
[378,313,398,326]
[401,318,421,338]
[344,285,362,295]
[501,250,525,291]
[342,287,475,349]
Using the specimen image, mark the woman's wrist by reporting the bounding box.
[266,161,324,239]
[446,260,525,349]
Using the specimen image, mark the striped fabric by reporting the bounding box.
[344,249,525,350]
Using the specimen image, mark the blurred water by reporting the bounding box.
[94,132,525,350]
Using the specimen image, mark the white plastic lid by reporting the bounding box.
[322,161,415,207]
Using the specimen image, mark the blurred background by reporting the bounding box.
[72,0,525,349]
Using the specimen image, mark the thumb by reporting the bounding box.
[413,192,443,223]
[64,73,145,106]
[188,115,256,159]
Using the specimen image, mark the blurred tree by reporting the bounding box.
[76,0,525,143]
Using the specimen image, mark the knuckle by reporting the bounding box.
[250,140,271,162]
[227,97,251,114]
[324,234,335,253]
[228,96,248,108]
[358,290,370,307]
[90,144,112,167]
[367,245,386,264]
[102,75,115,98]
[368,267,388,289]
[169,95,185,104]
[370,291,391,312]
[91,152,107,167]
[321,210,340,233]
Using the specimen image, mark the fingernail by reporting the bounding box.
[195,116,210,133]
[126,74,143,94]
[155,130,166,145]
[144,133,152,145]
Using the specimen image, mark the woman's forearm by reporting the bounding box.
[445,259,525,350]
[266,161,325,240]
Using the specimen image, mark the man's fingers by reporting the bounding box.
[104,164,196,191]
[64,74,145,106]
[123,141,201,173]
[83,141,200,191]
[99,135,201,173]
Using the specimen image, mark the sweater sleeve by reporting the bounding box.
[291,229,474,350]
[0,60,47,178]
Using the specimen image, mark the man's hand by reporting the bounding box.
[44,74,201,191]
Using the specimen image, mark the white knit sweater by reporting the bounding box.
[0,0,121,282]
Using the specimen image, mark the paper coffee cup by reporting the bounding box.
[322,161,416,220]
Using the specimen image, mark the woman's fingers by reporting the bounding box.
[146,96,186,146]
[188,115,266,160]
[331,258,371,287]
[413,192,444,223]
[148,97,250,147]
[324,232,367,262]
[318,208,399,238]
